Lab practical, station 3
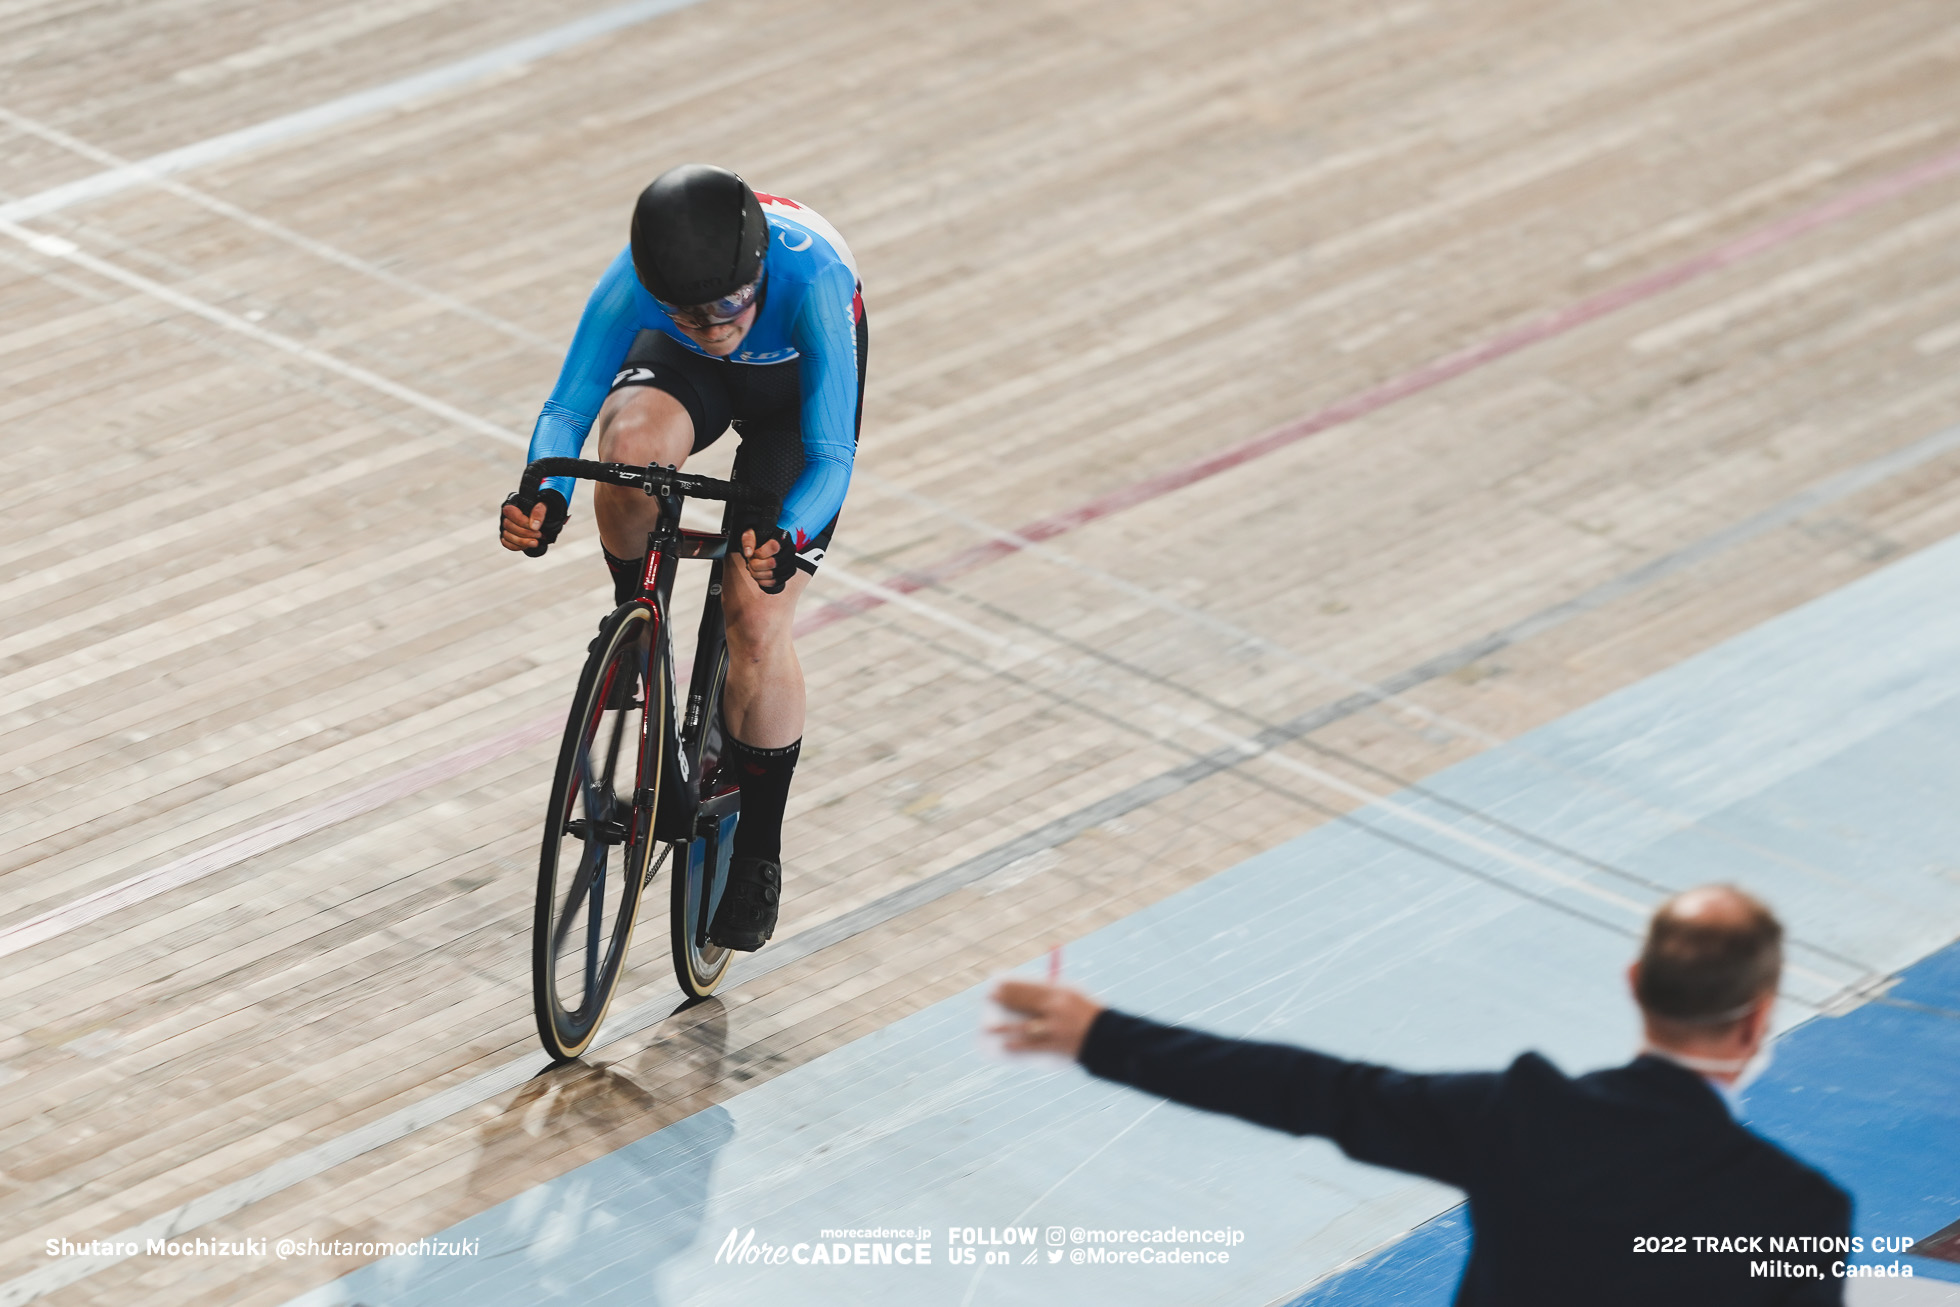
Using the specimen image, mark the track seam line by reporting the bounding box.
[0,218,527,448]
[9,143,1960,957]
[8,413,1945,1307]
[8,146,1960,1307]
[0,106,556,351]
[815,558,1648,915]
[795,140,1960,637]
[0,717,557,962]
[0,0,712,223]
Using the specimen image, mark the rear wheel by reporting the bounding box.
[532,605,667,1060]
[671,645,737,999]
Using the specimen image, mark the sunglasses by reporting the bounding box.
[657,271,764,330]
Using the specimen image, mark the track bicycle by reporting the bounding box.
[513,456,777,1061]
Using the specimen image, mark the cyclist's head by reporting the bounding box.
[630,164,769,328]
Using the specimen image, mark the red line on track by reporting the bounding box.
[14,141,1960,955]
[794,141,1960,638]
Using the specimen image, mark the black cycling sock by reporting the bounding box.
[726,733,800,864]
[603,548,639,606]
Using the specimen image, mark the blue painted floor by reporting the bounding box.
[291,532,1960,1307]
[1289,936,1960,1304]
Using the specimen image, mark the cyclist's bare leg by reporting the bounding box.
[720,563,808,749]
[591,385,808,750]
[592,387,692,556]
[715,557,807,946]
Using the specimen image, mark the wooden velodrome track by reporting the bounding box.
[3,0,1959,1301]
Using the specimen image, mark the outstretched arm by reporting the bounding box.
[993,981,1498,1190]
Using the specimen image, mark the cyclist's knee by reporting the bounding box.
[723,572,805,655]
[596,387,692,466]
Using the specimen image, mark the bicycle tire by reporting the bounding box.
[532,603,667,1059]
[671,643,737,999]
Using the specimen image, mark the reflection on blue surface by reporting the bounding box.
[294,533,1960,1306]
[335,1082,733,1305]
[429,1104,735,1305]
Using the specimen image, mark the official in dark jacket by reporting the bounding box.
[992,885,1851,1306]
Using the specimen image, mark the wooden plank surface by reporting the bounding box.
[2,0,1958,1301]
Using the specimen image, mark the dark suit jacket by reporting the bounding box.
[1080,1011,1851,1306]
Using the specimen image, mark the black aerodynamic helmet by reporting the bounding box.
[630,163,769,307]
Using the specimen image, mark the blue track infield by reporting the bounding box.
[290,530,1960,1307]
[1286,935,1960,1303]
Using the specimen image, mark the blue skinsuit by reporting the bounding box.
[524,196,862,548]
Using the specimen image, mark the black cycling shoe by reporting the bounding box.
[708,856,781,952]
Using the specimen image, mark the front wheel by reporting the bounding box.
[532,604,667,1060]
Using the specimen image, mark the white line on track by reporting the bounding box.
[0,107,557,351]
[853,468,1506,749]
[814,560,1650,917]
[813,562,1899,1001]
[8,181,1954,957]
[4,113,1494,765]
[0,218,527,448]
[5,105,1955,1305]
[0,421,1925,1305]
[17,402,1939,967]
[803,570,1856,1013]
[0,0,711,224]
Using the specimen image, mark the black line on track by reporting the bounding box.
[734,422,1960,992]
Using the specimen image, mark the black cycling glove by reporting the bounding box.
[503,487,568,557]
[753,526,799,595]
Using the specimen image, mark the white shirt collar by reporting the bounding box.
[1640,1046,1740,1117]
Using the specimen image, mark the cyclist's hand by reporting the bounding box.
[501,489,567,554]
[739,527,798,595]
[989,981,1104,1060]
[500,500,546,551]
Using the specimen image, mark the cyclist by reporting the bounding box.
[500,163,866,954]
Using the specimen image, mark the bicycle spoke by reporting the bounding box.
[566,667,613,825]
[535,610,664,1054]
[596,695,629,794]
[553,842,600,957]
[578,754,607,848]
[526,462,770,1052]
[584,856,606,1007]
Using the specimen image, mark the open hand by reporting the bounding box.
[989,981,1104,1059]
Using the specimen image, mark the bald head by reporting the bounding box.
[1668,885,1769,932]
[1633,885,1782,1033]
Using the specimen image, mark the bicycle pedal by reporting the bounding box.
[565,817,628,845]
